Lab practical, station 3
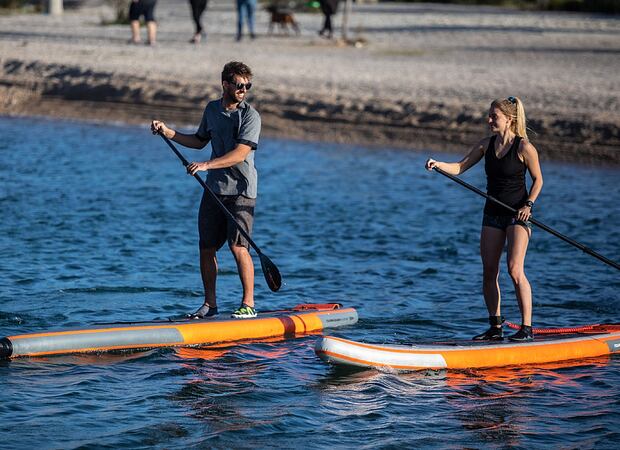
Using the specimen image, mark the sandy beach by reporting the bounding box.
[1,0,619,163]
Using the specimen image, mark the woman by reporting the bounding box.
[425,97,543,341]
[189,0,208,44]
[318,0,340,39]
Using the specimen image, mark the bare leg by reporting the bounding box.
[146,21,157,45]
[480,226,506,316]
[230,245,255,307]
[200,247,218,308]
[130,20,141,43]
[190,0,207,39]
[506,225,532,326]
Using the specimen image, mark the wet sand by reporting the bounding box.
[1,0,619,163]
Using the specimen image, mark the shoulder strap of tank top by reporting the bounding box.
[510,136,523,158]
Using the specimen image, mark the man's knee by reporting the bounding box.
[482,266,499,282]
[200,247,217,258]
[229,244,250,256]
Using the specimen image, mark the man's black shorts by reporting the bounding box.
[129,0,157,22]
[198,193,255,250]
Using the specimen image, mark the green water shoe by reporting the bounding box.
[231,304,257,319]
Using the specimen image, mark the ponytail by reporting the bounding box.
[513,97,528,139]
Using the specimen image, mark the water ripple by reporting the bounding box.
[0,118,618,449]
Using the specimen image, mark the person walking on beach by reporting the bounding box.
[189,0,208,43]
[425,97,543,341]
[236,0,257,41]
[129,0,158,45]
[151,61,261,319]
[318,0,340,39]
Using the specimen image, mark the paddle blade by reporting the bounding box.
[259,253,282,292]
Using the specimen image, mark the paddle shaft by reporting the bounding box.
[433,166,620,271]
[159,133,263,256]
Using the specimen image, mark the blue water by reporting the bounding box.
[1,116,619,449]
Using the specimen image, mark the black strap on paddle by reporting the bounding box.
[158,132,282,291]
[432,166,620,271]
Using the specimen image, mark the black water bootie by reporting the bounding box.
[187,304,218,319]
[508,325,533,342]
[473,315,504,341]
[473,326,504,341]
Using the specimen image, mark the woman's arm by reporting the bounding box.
[425,138,487,175]
[515,140,543,221]
[522,141,543,204]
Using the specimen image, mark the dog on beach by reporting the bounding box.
[266,4,300,36]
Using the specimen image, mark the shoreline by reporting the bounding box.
[1,1,619,164]
[4,87,618,165]
[2,60,618,164]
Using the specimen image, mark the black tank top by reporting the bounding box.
[484,135,528,216]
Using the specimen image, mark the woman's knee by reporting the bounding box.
[507,262,526,283]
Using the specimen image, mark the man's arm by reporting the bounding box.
[186,143,252,175]
[151,120,209,149]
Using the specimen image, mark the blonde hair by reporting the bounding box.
[491,96,528,139]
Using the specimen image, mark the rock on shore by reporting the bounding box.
[1,0,619,163]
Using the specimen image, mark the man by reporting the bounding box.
[151,61,261,319]
[129,0,158,45]
[236,0,257,41]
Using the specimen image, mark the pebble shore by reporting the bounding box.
[1,0,619,163]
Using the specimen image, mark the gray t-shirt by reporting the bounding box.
[196,99,261,199]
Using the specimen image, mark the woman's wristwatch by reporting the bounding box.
[525,200,534,208]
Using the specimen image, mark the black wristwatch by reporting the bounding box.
[525,200,534,208]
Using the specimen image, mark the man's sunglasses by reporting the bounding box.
[228,81,252,91]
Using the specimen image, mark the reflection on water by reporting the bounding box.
[0,117,619,448]
[314,356,620,447]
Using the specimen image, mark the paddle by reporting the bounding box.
[432,166,620,271]
[158,133,282,291]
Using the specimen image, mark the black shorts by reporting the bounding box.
[198,193,255,250]
[129,0,157,22]
[482,213,531,231]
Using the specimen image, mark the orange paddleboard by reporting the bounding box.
[316,325,620,371]
[1,304,357,359]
